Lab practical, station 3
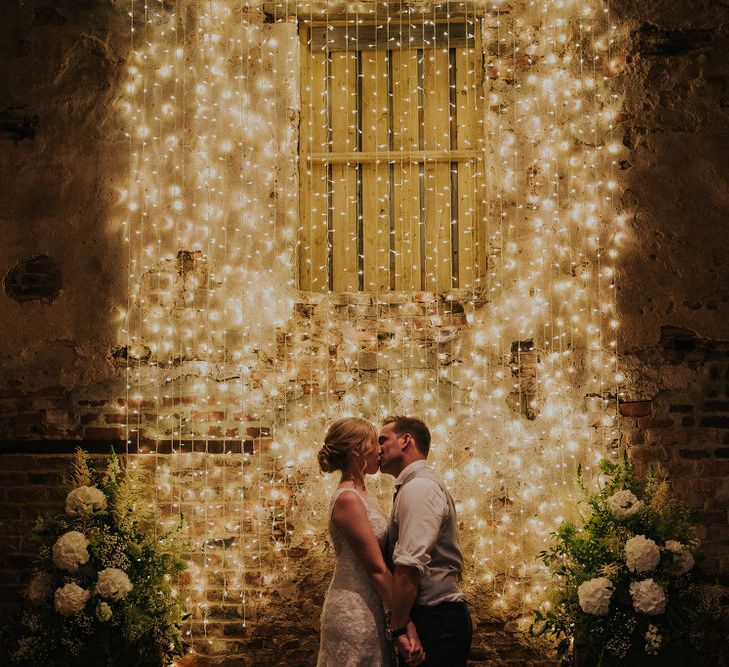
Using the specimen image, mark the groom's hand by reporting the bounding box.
[394,622,425,666]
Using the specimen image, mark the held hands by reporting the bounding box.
[393,621,425,666]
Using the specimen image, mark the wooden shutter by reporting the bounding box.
[298,17,485,293]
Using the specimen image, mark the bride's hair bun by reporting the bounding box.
[317,445,337,473]
[318,417,376,474]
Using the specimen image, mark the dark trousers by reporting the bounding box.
[398,601,472,667]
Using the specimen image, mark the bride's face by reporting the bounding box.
[360,433,380,475]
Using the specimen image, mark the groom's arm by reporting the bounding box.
[389,479,448,629]
[390,564,420,629]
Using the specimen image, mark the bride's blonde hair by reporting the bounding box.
[318,417,376,474]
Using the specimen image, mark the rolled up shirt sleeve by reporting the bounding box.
[392,478,448,575]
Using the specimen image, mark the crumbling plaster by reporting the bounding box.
[613,0,729,354]
[0,0,128,392]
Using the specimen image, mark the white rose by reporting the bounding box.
[606,489,644,519]
[27,572,52,602]
[96,567,133,601]
[577,577,614,616]
[54,582,90,616]
[65,485,107,517]
[625,535,661,573]
[664,540,694,575]
[52,531,90,572]
[630,579,667,615]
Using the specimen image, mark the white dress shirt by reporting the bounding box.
[389,460,465,605]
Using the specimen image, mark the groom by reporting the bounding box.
[379,416,472,666]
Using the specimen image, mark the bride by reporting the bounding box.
[316,417,425,667]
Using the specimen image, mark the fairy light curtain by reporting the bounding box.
[118,0,623,651]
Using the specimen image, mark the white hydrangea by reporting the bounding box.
[54,582,90,616]
[577,577,614,616]
[630,579,667,615]
[664,540,694,575]
[27,572,52,602]
[606,489,644,520]
[96,567,133,601]
[65,485,107,517]
[52,531,90,572]
[625,535,661,573]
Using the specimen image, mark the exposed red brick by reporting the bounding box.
[192,411,226,422]
[247,427,272,438]
[162,396,196,407]
[83,426,124,440]
[116,398,157,409]
[28,386,66,399]
[701,417,729,429]
[702,401,729,412]
[105,413,140,424]
[619,400,652,418]
[678,449,711,459]
[638,416,673,429]
[14,411,43,425]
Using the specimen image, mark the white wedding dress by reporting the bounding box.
[316,487,393,667]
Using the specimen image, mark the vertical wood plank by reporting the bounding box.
[472,22,487,289]
[361,50,390,292]
[298,27,311,290]
[330,50,358,292]
[423,47,452,291]
[299,29,329,292]
[456,44,475,290]
[302,46,329,292]
[392,49,421,291]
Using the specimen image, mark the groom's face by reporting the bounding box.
[378,423,403,475]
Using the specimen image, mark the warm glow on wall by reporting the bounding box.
[118,0,624,649]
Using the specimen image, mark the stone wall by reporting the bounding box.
[613,0,729,579]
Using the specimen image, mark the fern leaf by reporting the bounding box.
[71,447,93,487]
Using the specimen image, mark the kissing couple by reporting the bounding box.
[316,416,473,667]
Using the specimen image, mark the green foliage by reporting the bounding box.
[9,451,190,667]
[531,452,721,666]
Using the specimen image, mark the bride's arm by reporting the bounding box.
[331,492,392,608]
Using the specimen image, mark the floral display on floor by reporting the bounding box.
[9,449,189,666]
[531,452,722,666]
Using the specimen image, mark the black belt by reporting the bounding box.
[412,600,468,613]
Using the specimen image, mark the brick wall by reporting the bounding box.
[620,327,729,576]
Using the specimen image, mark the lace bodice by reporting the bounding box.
[328,488,389,589]
[316,487,392,667]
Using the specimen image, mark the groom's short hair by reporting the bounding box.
[382,416,431,457]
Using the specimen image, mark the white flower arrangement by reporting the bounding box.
[53,582,90,616]
[65,485,107,517]
[577,577,613,616]
[606,489,644,520]
[51,530,90,572]
[95,567,133,601]
[533,454,720,665]
[630,579,667,615]
[12,449,189,666]
[625,534,660,573]
[664,539,694,575]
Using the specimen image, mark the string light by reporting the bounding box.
[119,0,624,650]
